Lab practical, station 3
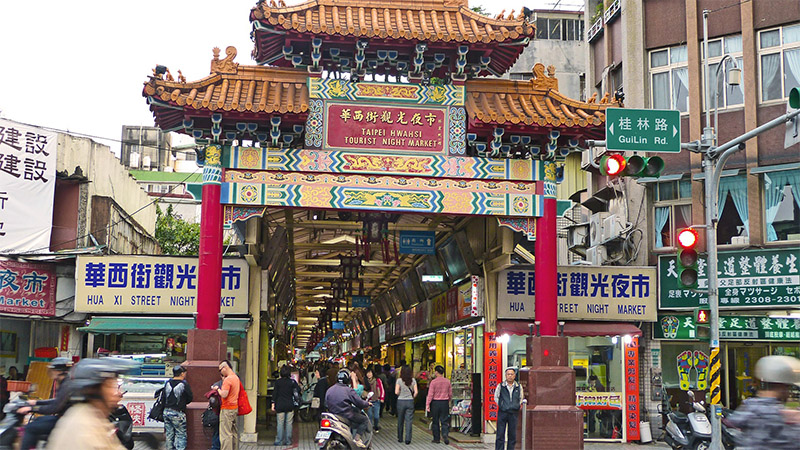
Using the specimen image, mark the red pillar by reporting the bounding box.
[535,184,558,336]
[197,181,223,329]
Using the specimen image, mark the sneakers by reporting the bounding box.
[353,436,366,447]
[444,437,450,445]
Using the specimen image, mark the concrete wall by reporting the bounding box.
[507,37,586,101]
[57,133,157,237]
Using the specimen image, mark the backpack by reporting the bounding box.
[147,387,165,422]
[237,381,252,416]
[202,405,220,428]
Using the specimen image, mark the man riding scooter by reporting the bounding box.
[325,369,371,446]
[16,357,73,449]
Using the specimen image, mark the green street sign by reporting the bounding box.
[605,108,681,153]
[658,248,800,309]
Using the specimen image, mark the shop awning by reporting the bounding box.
[496,320,642,338]
[78,316,250,335]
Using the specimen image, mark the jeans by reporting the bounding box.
[20,415,57,449]
[219,408,238,450]
[348,411,370,439]
[430,400,450,442]
[396,399,414,443]
[164,409,187,450]
[211,428,220,450]
[368,400,381,429]
[275,410,294,445]
[495,409,518,450]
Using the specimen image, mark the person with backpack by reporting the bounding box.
[271,365,300,446]
[162,366,193,450]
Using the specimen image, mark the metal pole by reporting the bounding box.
[520,399,528,449]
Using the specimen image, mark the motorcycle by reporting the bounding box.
[316,392,374,449]
[0,399,28,450]
[719,407,739,450]
[662,390,712,450]
[298,380,318,423]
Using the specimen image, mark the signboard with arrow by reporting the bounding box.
[606,108,681,153]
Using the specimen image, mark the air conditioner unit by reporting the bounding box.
[586,245,607,265]
[601,214,626,242]
[581,145,607,170]
[567,222,589,250]
[589,212,610,247]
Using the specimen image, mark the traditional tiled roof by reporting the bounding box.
[250,0,535,44]
[465,64,617,128]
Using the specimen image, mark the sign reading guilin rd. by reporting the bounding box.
[605,108,681,153]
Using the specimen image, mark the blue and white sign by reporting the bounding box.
[399,231,435,255]
[497,265,656,321]
[352,295,371,308]
[332,321,345,330]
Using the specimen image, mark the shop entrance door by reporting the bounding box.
[725,343,768,409]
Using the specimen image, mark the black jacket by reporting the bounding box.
[33,379,72,416]
[273,377,299,413]
[313,377,329,410]
[163,379,193,412]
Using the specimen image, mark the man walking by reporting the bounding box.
[213,360,240,450]
[163,366,193,450]
[426,365,452,445]
[494,368,523,450]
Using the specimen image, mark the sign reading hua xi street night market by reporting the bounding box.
[659,248,800,309]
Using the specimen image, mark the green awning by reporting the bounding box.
[78,316,250,335]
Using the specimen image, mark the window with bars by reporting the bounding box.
[649,45,689,113]
[535,17,584,41]
[759,24,800,103]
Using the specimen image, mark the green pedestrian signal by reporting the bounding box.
[676,228,699,289]
[790,87,800,109]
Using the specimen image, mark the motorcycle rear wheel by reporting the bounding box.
[693,441,710,450]
[324,436,350,450]
[299,406,315,422]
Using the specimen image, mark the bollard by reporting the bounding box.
[520,399,528,449]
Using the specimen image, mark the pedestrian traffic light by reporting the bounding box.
[676,227,699,288]
[696,308,710,325]
[600,153,664,178]
[790,87,800,109]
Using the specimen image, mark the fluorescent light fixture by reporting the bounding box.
[611,336,618,345]
[287,320,299,326]
[342,332,351,337]
[313,286,325,290]
[314,293,333,298]
[768,312,800,319]
[422,274,444,283]
[622,335,632,345]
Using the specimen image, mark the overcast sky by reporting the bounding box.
[0,0,582,154]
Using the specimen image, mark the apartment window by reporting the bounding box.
[536,17,584,41]
[759,24,800,102]
[704,35,744,109]
[763,169,800,242]
[713,175,748,245]
[649,45,689,112]
[653,179,692,249]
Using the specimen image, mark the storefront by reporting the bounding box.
[495,265,657,443]
[657,248,800,410]
[74,255,251,431]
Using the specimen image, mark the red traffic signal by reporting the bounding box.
[696,308,710,324]
[677,227,699,249]
[601,153,627,176]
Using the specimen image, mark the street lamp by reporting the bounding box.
[713,55,741,146]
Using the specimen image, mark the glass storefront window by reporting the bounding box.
[570,337,624,441]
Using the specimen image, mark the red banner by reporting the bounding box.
[0,260,56,316]
[484,332,502,423]
[624,336,640,441]
[59,325,70,352]
[326,102,446,153]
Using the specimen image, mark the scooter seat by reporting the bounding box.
[670,412,689,423]
[337,416,351,426]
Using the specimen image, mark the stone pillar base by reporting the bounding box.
[240,432,258,443]
[526,406,584,450]
[185,328,228,450]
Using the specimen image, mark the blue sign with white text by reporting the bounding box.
[399,231,435,255]
[332,321,345,330]
[352,295,371,308]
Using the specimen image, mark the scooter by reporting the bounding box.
[316,392,374,449]
[298,380,318,423]
[663,390,712,450]
[0,399,28,449]
[719,407,739,450]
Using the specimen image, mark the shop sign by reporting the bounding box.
[624,336,641,441]
[445,287,458,325]
[75,256,248,315]
[352,295,370,308]
[575,392,623,410]
[399,230,435,255]
[655,313,800,341]
[379,324,386,344]
[121,399,162,429]
[331,321,345,330]
[497,266,656,321]
[416,300,431,331]
[431,293,446,328]
[659,248,800,309]
[324,102,447,154]
[470,275,484,317]
[484,332,502,422]
[0,260,56,316]
[0,119,58,254]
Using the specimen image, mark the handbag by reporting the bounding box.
[237,381,252,416]
[202,405,220,428]
[147,387,165,422]
[311,397,320,409]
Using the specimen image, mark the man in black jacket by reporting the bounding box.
[163,366,193,450]
[493,368,524,450]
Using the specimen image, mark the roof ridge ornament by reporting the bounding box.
[211,46,239,75]
[531,63,558,92]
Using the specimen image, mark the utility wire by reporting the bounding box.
[708,0,751,14]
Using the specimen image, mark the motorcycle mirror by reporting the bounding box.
[687,390,695,399]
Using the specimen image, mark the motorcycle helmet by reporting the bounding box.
[755,355,800,386]
[337,369,352,385]
[69,358,138,391]
[48,357,73,372]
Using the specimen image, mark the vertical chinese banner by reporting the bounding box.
[59,325,70,352]
[624,336,640,441]
[484,332,501,427]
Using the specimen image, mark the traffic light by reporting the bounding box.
[676,227,699,288]
[790,87,800,109]
[600,153,664,178]
[696,308,710,325]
